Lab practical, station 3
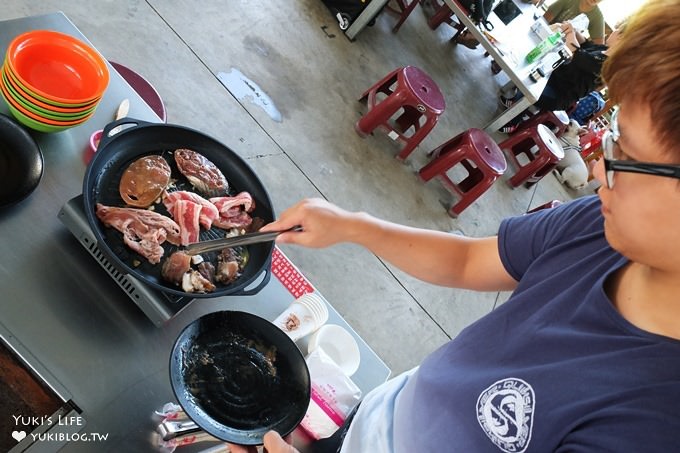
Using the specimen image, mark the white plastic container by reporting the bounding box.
[308,324,361,377]
[530,17,552,40]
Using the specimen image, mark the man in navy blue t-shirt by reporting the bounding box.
[231,1,680,451]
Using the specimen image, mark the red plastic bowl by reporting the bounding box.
[5,30,109,106]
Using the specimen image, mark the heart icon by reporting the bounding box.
[12,431,26,442]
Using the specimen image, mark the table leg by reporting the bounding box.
[484,96,532,133]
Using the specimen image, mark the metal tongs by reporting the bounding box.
[183,226,302,256]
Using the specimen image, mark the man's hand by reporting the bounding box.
[227,431,299,453]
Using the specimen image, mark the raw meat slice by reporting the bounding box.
[209,192,255,214]
[163,191,219,230]
[95,204,181,264]
[209,192,255,229]
[171,200,202,246]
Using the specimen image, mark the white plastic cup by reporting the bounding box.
[295,293,329,324]
[307,324,361,376]
[273,292,329,341]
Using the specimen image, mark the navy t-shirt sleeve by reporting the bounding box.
[498,196,602,281]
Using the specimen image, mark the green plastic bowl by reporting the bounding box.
[0,82,91,133]
[1,96,73,133]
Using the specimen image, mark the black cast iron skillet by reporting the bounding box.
[169,311,310,445]
[0,113,43,208]
[82,118,274,298]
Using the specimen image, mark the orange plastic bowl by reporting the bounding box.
[5,30,109,106]
[2,60,99,114]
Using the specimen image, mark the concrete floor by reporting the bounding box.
[2,0,594,376]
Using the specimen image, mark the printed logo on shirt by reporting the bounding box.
[476,377,535,453]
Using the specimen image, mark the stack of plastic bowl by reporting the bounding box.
[0,30,109,133]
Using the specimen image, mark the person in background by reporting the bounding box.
[498,22,623,133]
[459,0,605,48]
[570,90,606,125]
[230,1,680,451]
[543,0,606,44]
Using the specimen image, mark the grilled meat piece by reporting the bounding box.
[174,149,229,196]
[197,261,216,283]
[161,251,192,285]
[216,248,244,284]
[182,270,216,293]
[119,155,171,208]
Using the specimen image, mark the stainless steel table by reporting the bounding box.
[345,0,391,40]
[0,12,389,452]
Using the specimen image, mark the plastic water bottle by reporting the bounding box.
[525,31,562,64]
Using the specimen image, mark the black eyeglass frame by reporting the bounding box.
[601,108,680,189]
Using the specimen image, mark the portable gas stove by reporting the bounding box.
[58,195,193,326]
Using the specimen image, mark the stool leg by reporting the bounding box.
[356,91,407,136]
[418,136,466,181]
[527,161,558,184]
[394,105,421,134]
[397,114,439,160]
[359,68,401,102]
[508,154,550,187]
[391,0,421,33]
[450,22,466,41]
[450,174,497,216]
[427,3,453,29]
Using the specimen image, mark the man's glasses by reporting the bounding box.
[601,107,680,189]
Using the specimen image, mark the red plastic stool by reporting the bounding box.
[516,110,569,137]
[426,0,468,40]
[356,66,446,161]
[427,1,453,29]
[499,124,564,188]
[109,61,167,122]
[384,0,421,32]
[419,128,507,216]
[579,127,606,160]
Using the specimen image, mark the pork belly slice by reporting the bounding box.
[209,192,255,214]
[170,199,202,246]
[163,191,219,230]
[95,204,181,264]
[209,192,255,229]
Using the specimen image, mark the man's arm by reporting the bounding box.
[261,199,518,292]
